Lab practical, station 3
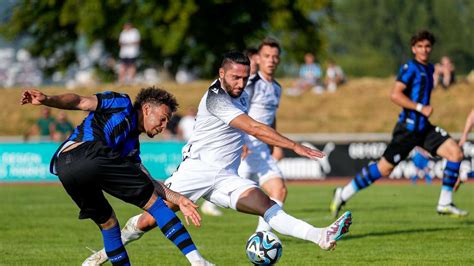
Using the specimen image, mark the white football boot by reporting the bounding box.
[318,211,352,251]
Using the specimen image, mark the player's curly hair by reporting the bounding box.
[411,30,436,46]
[134,86,178,112]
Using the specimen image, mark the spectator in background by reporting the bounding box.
[325,59,345,93]
[434,56,455,89]
[286,53,323,96]
[244,48,259,76]
[118,22,140,84]
[177,106,197,141]
[26,107,56,141]
[53,111,74,142]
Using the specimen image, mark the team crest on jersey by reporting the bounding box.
[403,64,408,70]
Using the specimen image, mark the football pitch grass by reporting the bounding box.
[1,182,473,265]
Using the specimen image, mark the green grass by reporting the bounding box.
[0,183,473,265]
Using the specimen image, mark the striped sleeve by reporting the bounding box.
[396,63,414,85]
[95,91,132,113]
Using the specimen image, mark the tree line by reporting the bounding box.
[0,0,472,79]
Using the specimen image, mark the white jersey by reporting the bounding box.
[183,79,248,171]
[119,28,140,59]
[244,72,282,147]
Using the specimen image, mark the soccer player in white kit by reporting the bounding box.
[238,38,287,232]
[83,51,352,265]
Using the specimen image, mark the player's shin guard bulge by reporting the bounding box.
[331,163,381,217]
[147,197,198,256]
[351,163,382,191]
[101,224,130,266]
[82,215,143,266]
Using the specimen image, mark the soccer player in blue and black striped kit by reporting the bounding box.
[20,87,213,265]
[330,30,468,218]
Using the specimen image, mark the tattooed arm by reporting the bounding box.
[139,163,201,226]
[139,164,183,205]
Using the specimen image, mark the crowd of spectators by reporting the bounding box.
[25,107,74,142]
[286,53,345,96]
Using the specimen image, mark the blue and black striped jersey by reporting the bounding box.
[396,59,434,132]
[67,91,140,162]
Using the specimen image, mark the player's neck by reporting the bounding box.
[259,71,274,82]
[414,57,429,65]
[136,109,145,133]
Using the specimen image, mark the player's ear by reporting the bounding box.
[142,103,151,116]
[411,46,416,55]
[219,68,225,79]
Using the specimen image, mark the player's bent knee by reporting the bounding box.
[135,211,157,231]
[442,144,463,162]
[99,215,118,230]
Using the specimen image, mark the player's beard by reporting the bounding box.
[222,78,242,98]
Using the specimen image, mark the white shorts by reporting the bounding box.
[164,158,257,210]
[238,144,283,186]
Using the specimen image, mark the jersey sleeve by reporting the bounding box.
[95,91,132,113]
[396,63,414,85]
[206,88,244,125]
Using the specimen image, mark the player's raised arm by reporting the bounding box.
[21,88,98,111]
[391,81,433,117]
[230,113,325,159]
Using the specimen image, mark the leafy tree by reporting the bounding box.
[0,0,333,78]
[328,0,473,77]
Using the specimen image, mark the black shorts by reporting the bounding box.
[382,122,450,165]
[56,141,154,224]
[121,57,137,66]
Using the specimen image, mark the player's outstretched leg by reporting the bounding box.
[330,162,382,217]
[437,161,468,217]
[237,187,352,251]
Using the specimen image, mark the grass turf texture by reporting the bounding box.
[0,183,472,265]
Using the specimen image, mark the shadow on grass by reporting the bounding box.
[343,227,459,240]
[295,205,402,214]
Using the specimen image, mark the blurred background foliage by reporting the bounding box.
[0,0,472,78]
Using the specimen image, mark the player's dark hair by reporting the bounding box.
[221,51,250,68]
[243,47,258,58]
[134,86,178,112]
[411,30,436,46]
[258,37,281,53]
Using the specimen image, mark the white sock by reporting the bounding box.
[256,198,283,232]
[186,250,204,262]
[341,182,357,202]
[264,204,322,244]
[121,215,144,244]
[438,189,453,206]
